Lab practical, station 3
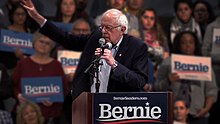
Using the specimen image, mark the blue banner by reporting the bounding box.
[0,29,34,54]
[52,21,73,32]
[21,76,64,103]
[93,92,170,124]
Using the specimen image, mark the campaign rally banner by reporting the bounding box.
[0,29,34,54]
[57,50,81,74]
[212,28,220,52]
[93,92,171,124]
[52,21,73,32]
[171,54,211,81]
[21,76,64,103]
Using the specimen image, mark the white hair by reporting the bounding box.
[102,9,128,34]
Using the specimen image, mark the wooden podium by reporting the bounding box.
[72,92,92,124]
[72,92,172,124]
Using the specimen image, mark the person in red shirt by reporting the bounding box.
[12,32,68,124]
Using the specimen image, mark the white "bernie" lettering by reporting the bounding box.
[24,84,60,95]
[99,102,161,119]
[3,36,32,47]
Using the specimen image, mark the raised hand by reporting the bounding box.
[20,0,46,26]
[17,93,27,103]
[20,0,36,17]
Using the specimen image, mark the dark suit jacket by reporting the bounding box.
[40,21,149,100]
[0,63,12,110]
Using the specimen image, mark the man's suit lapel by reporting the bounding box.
[115,35,129,63]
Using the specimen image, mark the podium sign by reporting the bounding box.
[72,92,171,124]
[93,92,170,124]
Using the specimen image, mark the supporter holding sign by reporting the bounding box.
[171,54,211,81]
[12,32,68,124]
[57,50,81,75]
[0,29,33,54]
[0,2,33,70]
[21,76,64,103]
[153,31,217,124]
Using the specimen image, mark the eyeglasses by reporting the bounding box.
[99,25,121,32]
[72,28,90,34]
[38,40,52,46]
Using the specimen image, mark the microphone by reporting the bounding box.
[98,38,112,55]
[102,42,112,49]
[147,46,164,58]
[99,38,105,47]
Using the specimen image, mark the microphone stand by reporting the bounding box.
[84,41,112,93]
[84,55,102,93]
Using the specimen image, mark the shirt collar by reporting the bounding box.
[113,36,123,49]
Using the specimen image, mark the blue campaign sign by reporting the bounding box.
[52,21,73,32]
[93,92,171,124]
[0,29,34,54]
[21,76,64,103]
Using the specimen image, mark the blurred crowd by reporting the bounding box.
[0,0,220,124]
